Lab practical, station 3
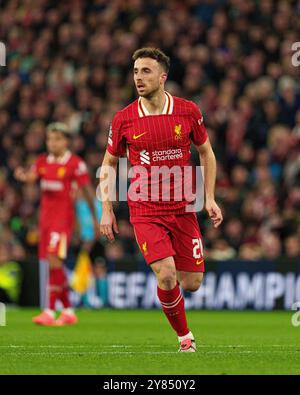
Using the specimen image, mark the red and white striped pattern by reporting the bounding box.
[138,91,174,117]
[159,292,183,310]
[107,93,208,216]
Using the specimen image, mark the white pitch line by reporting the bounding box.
[1,351,178,355]
[0,344,298,349]
[1,350,299,356]
[0,344,162,349]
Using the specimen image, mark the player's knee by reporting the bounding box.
[159,272,177,289]
[157,267,177,289]
[47,254,63,268]
[181,277,203,292]
[152,259,177,290]
[181,282,199,292]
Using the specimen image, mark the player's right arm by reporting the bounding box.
[99,151,120,242]
[14,166,38,183]
[14,155,45,183]
[99,113,125,242]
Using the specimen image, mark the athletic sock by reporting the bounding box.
[62,308,74,315]
[44,309,55,318]
[157,284,189,337]
[49,267,68,310]
[178,331,194,342]
[49,267,60,310]
[58,267,71,309]
[60,288,71,309]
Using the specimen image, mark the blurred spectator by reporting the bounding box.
[238,243,263,261]
[207,239,236,261]
[260,232,282,260]
[224,218,243,250]
[105,241,126,264]
[284,235,300,259]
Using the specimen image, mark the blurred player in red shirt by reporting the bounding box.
[99,48,223,352]
[15,123,98,326]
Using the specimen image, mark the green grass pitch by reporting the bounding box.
[1,308,300,375]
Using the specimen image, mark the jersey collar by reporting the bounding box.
[138,91,174,117]
[47,150,72,164]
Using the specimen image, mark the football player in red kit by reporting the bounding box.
[99,48,223,352]
[15,122,98,326]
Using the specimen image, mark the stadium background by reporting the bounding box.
[0,0,299,309]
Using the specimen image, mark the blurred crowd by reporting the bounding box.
[0,0,300,266]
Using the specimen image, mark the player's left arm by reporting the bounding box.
[189,101,222,228]
[195,139,223,228]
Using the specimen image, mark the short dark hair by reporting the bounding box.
[132,47,170,73]
[46,122,72,139]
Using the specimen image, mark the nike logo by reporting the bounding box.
[196,259,204,265]
[133,132,147,140]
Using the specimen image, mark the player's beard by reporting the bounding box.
[138,83,161,100]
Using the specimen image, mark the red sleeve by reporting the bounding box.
[31,155,45,178]
[106,112,126,157]
[73,157,90,187]
[189,102,208,146]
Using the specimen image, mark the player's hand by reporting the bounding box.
[100,210,119,242]
[206,199,223,228]
[14,167,27,182]
[93,218,102,240]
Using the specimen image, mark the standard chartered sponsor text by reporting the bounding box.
[152,148,183,161]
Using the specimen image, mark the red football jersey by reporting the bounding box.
[32,151,90,229]
[107,92,208,216]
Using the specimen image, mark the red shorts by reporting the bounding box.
[130,212,205,272]
[39,225,72,260]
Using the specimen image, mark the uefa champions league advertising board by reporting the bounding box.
[75,260,300,311]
